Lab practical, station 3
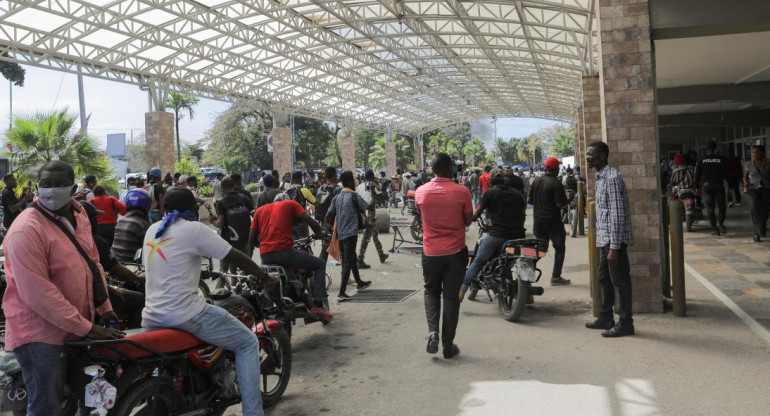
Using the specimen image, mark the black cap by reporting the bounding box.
[163,188,197,213]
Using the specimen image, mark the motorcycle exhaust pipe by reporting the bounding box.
[528,286,545,296]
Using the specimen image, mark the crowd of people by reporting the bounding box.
[3,136,767,415]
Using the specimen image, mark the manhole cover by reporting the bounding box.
[348,289,420,303]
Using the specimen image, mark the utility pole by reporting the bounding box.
[77,67,87,135]
[8,80,12,131]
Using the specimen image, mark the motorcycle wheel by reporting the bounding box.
[111,377,176,416]
[498,278,528,322]
[570,208,578,238]
[261,326,292,408]
[410,219,423,242]
[686,214,694,232]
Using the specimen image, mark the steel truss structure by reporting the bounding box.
[0,0,596,134]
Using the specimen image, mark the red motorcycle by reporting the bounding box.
[67,273,291,415]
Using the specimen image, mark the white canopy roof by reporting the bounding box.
[0,0,596,134]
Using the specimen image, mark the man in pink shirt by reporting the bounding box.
[415,153,472,359]
[3,161,124,416]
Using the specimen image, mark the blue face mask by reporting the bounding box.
[38,186,73,211]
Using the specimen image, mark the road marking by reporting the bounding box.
[685,262,770,345]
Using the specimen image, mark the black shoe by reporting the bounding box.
[443,344,460,359]
[710,230,720,236]
[718,224,727,235]
[357,260,371,269]
[356,281,372,290]
[426,332,439,354]
[550,276,571,286]
[379,253,389,263]
[754,235,761,243]
[761,229,767,238]
[336,293,352,302]
[602,324,634,338]
[585,318,615,330]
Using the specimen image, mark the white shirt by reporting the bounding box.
[141,219,231,328]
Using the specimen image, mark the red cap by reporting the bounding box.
[674,154,685,166]
[545,157,562,170]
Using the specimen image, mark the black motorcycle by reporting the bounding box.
[466,220,549,322]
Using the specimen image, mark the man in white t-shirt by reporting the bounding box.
[142,188,277,416]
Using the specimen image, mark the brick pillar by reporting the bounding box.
[385,139,397,177]
[582,75,603,199]
[414,138,424,171]
[271,127,292,177]
[599,0,662,313]
[341,135,355,173]
[145,111,175,175]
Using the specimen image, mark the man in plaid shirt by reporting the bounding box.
[585,141,635,338]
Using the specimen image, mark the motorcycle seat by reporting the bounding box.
[96,328,205,359]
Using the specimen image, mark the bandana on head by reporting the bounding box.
[155,209,198,238]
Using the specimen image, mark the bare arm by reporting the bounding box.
[223,247,270,281]
[463,210,473,226]
[743,167,750,192]
[471,205,484,221]
[300,212,323,236]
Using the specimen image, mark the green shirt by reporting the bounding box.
[470,173,479,189]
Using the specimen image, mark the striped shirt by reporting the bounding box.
[595,165,634,250]
[112,210,151,263]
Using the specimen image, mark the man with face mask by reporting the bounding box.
[142,188,278,416]
[2,161,125,416]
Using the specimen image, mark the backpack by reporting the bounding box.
[285,186,307,208]
[315,184,337,222]
[392,179,401,192]
[221,194,251,247]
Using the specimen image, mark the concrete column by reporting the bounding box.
[582,75,603,199]
[385,132,397,177]
[145,111,175,175]
[414,137,424,171]
[576,106,585,173]
[272,110,292,176]
[599,0,663,313]
[341,134,355,173]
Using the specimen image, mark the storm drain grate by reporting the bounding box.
[348,289,420,303]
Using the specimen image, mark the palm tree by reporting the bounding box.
[368,137,386,169]
[165,91,200,162]
[4,109,113,186]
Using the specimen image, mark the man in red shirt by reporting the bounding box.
[479,165,492,196]
[415,153,473,359]
[249,195,332,319]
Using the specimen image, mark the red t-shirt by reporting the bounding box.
[415,178,472,256]
[479,172,491,194]
[250,200,305,254]
[89,196,127,225]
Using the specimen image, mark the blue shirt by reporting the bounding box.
[327,191,368,240]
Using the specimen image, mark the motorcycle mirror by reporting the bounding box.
[133,248,143,263]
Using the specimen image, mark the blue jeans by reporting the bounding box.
[174,304,264,416]
[261,248,327,303]
[461,235,509,294]
[15,343,91,416]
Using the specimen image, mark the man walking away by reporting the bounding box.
[211,172,225,204]
[212,178,254,273]
[416,153,472,359]
[231,173,255,206]
[469,169,480,207]
[528,157,571,286]
[585,141,635,338]
[695,140,728,235]
[743,145,770,242]
[2,174,32,230]
[286,171,316,239]
[479,165,492,196]
[357,170,388,269]
[257,174,281,209]
[725,150,742,207]
[147,167,165,224]
[316,166,341,262]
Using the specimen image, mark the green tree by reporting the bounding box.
[202,104,273,171]
[549,130,575,158]
[3,110,114,188]
[293,116,334,170]
[0,53,25,86]
[165,91,200,163]
[368,137,386,170]
[126,132,146,173]
[354,128,379,169]
[395,135,413,170]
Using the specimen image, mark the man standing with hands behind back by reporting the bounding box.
[585,142,635,338]
[416,153,472,359]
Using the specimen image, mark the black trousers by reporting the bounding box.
[701,182,726,229]
[598,244,633,325]
[749,188,770,236]
[422,248,468,347]
[96,223,116,247]
[339,235,362,295]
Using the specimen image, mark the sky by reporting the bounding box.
[0,65,562,149]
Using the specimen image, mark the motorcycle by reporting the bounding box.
[260,236,333,335]
[67,273,291,415]
[399,191,423,243]
[466,220,549,322]
[672,187,703,232]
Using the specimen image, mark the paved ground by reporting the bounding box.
[216,205,770,416]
